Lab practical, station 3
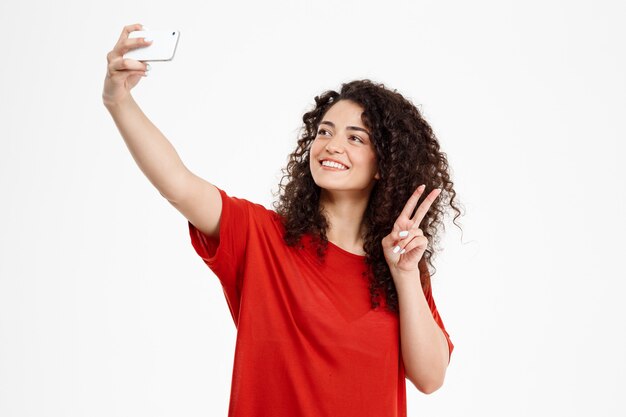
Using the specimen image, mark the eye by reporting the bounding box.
[350,135,364,144]
[317,128,329,136]
[316,128,364,144]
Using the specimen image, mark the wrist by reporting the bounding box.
[103,93,135,111]
[390,268,420,289]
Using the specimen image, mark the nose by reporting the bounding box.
[325,135,345,153]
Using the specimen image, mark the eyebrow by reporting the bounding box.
[319,121,370,136]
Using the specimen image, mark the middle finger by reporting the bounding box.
[109,56,148,72]
[399,184,427,221]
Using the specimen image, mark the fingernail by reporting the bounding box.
[146,63,151,71]
[400,249,406,254]
[399,231,409,238]
[144,37,153,42]
[393,245,401,254]
[419,184,425,191]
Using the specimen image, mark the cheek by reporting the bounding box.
[355,152,377,168]
[366,156,379,175]
[308,144,319,168]
[310,138,322,153]
[309,140,323,161]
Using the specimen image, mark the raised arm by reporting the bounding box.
[102,23,222,240]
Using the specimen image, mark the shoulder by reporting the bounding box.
[236,193,286,231]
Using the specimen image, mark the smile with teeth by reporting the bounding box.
[321,160,349,170]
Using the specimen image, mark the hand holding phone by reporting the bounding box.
[123,29,180,62]
[103,24,157,106]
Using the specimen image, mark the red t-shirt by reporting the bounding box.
[188,186,453,417]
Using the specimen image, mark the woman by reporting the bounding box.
[103,23,463,417]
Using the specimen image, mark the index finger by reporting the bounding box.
[410,188,442,226]
[117,23,144,43]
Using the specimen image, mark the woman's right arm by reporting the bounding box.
[102,23,222,240]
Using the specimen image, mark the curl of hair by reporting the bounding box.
[271,79,465,314]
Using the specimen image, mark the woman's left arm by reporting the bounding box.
[393,272,449,394]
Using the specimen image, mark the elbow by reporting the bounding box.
[414,380,444,395]
[407,373,446,395]
[419,381,443,395]
[159,188,181,204]
[159,189,173,201]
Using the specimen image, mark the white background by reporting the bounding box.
[1,0,625,416]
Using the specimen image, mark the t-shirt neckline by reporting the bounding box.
[326,240,367,259]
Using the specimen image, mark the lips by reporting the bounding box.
[319,158,350,169]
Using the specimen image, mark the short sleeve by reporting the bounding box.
[423,282,454,364]
[188,186,252,324]
[419,260,454,364]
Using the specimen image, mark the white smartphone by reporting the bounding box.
[123,30,180,62]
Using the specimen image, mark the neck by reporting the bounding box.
[318,189,370,253]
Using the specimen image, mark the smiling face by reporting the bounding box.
[309,99,380,197]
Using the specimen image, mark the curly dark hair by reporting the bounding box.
[271,79,465,314]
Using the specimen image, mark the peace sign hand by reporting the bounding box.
[382,184,442,277]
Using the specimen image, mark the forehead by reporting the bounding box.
[323,100,367,126]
